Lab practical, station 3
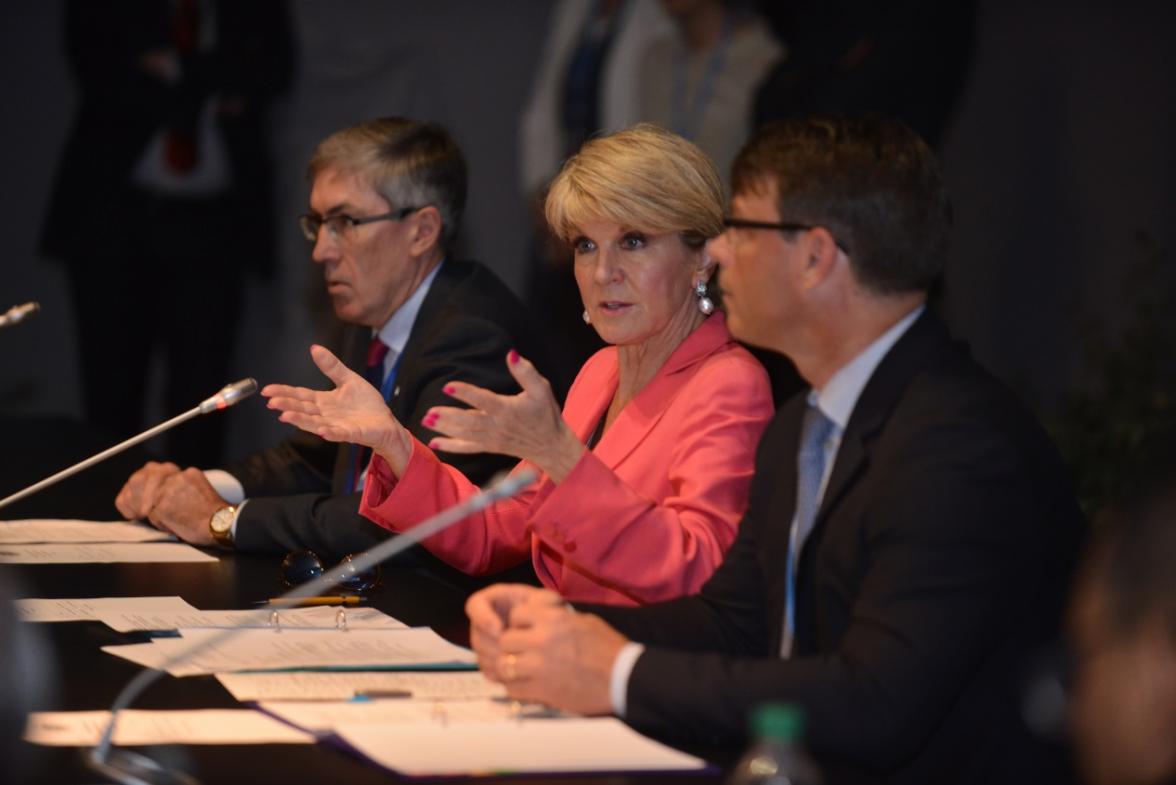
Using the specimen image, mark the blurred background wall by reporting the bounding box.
[1,0,1172,486]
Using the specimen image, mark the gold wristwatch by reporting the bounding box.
[209,505,237,548]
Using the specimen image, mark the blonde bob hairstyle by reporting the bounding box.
[545,124,725,250]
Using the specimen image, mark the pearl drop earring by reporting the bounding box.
[694,280,714,315]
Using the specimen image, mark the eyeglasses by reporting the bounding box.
[722,217,849,254]
[298,206,422,243]
[281,549,382,593]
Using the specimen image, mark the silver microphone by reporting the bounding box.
[0,301,40,329]
[0,378,259,511]
[198,378,259,414]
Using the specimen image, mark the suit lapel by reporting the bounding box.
[802,311,953,557]
[564,355,617,442]
[593,314,735,469]
[388,259,464,421]
[818,312,950,523]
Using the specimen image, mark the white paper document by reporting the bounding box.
[25,709,314,746]
[16,596,197,623]
[0,542,217,564]
[0,519,172,544]
[259,698,548,734]
[217,670,505,702]
[98,605,408,633]
[334,717,708,776]
[103,627,477,676]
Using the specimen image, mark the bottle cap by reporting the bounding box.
[751,703,805,740]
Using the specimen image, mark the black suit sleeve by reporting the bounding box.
[227,430,338,498]
[596,383,1070,772]
[393,311,520,487]
[233,492,387,556]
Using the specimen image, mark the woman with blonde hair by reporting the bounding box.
[264,124,773,605]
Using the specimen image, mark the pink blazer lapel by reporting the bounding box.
[590,313,735,470]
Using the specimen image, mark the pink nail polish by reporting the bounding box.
[423,414,437,428]
[508,349,520,364]
[443,384,456,395]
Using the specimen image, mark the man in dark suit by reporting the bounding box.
[113,118,542,558]
[465,115,1083,783]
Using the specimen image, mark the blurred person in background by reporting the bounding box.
[641,0,782,187]
[520,0,674,390]
[39,1,292,466]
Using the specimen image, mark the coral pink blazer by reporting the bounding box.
[360,312,773,605]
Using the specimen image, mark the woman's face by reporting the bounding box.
[572,219,701,348]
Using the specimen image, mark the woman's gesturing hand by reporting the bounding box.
[424,350,585,483]
[261,344,413,474]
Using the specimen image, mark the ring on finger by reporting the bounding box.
[502,652,518,681]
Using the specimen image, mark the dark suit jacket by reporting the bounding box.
[592,312,1083,784]
[230,259,544,558]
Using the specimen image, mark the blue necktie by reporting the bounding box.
[782,403,836,656]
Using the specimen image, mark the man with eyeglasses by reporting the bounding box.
[464,115,1084,783]
[114,117,545,560]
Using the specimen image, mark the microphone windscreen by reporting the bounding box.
[198,378,259,414]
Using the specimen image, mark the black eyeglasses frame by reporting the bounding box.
[298,206,423,243]
[722,217,849,254]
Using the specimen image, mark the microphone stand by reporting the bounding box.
[0,379,258,512]
[86,468,538,785]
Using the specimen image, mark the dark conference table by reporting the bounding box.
[2,418,723,784]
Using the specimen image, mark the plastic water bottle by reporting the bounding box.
[726,704,821,785]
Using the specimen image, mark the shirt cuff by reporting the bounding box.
[227,499,249,540]
[204,470,247,540]
[609,642,645,718]
[204,470,245,504]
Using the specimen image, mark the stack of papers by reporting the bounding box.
[16,596,405,632]
[17,596,196,623]
[9,521,710,776]
[257,700,707,775]
[334,718,707,776]
[259,698,555,734]
[0,519,214,563]
[216,670,505,702]
[25,709,314,746]
[0,542,216,564]
[98,605,407,633]
[0,519,173,544]
[103,627,477,676]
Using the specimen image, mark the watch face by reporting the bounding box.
[211,507,234,534]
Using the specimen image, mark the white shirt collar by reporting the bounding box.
[373,259,444,356]
[810,304,925,430]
